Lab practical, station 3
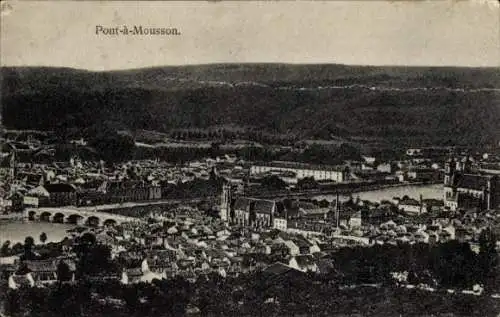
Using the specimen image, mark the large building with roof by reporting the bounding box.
[231,196,278,228]
[443,157,500,211]
[220,182,280,228]
[250,161,350,183]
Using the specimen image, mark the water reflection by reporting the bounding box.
[314,184,443,203]
[0,221,75,244]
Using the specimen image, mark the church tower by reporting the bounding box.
[9,150,16,180]
[444,157,456,186]
[220,182,232,222]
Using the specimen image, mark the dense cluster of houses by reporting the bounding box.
[0,151,248,212]
[0,209,335,288]
[1,137,479,216]
[218,181,500,249]
[3,193,499,289]
[1,134,500,289]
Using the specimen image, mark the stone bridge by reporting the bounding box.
[23,207,143,227]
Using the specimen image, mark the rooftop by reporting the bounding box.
[253,161,346,172]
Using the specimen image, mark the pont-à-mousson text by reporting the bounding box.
[95,25,181,36]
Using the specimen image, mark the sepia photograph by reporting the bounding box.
[0,0,500,316]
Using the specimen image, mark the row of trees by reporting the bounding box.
[2,268,499,317]
[1,233,48,258]
[169,129,298,146]
[45,129,365,166]
[332,229,499,291]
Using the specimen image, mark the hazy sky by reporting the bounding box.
[1,1,499,70]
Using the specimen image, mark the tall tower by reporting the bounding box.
[334,191,340,229]
[220,182,232,222]
[9,150,16,180]
[444,157,456,186]
[463,156,473,174]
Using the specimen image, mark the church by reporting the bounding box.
[443,157,500,211]
[219,182,280,228]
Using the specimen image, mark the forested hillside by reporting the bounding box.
[2,64,499,146]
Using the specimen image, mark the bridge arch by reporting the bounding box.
[67,214,85,225]
[53,213,65,223]
[28,210,37,221]
[40,211,52,222]
[86,216,100,227]
[103,219,117,227]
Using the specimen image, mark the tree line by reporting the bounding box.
[2,268,499,317]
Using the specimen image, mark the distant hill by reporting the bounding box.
[1,64,499,146]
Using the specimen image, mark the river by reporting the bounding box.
[314,183,443,203]
[0,220,75,245]
[0,184,444,245]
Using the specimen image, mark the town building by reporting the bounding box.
[220,182,232,222]
[220,182,279,228]
[250,161,349,183]
[398,198,422,215]
[230,197,277,228]
[443,157,500,211]
[43,183,78,207]
[6,258,76,289]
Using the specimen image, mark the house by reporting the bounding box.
[23,185,51,207]
[407,167,437,182]
[263,262,296,274]
[107,181,162,203]
[282,240,300,256]
[413,230,429,243]
[8,272,36,289]
[398,198,422,215]
[43,183,78,207]
[6,258,76,288]
[121,258,166,284]
[363,207,397,226]
[262,262,305,281]
[292,238,313,255]
[273,216,287,231]
[0,152,15,179]
[455,228,474,242]
[376,162,393,173]
[293,236,321,254]
[422,199,444,213]
[17,172,44,188]
[348,211,362,228]
[296,201,330,221]
[406,149,423,157]
[252,200,276,228]
[269,243,290,259]
[396,171,406,182]
[250,161,349,183]
[438,228,454,243]
[289,255,318,272]
[362,156,377,165]
[145,250,178,273]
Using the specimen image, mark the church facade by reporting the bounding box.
[219,182,278,228]
[443,157,500,211]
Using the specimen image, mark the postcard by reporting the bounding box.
[1,1,499,316]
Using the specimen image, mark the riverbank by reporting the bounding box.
[0,221,75,244]
[253,181,443,199]
[314,183,443,203]
[0,213,24,221]
[313,181,440,196]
